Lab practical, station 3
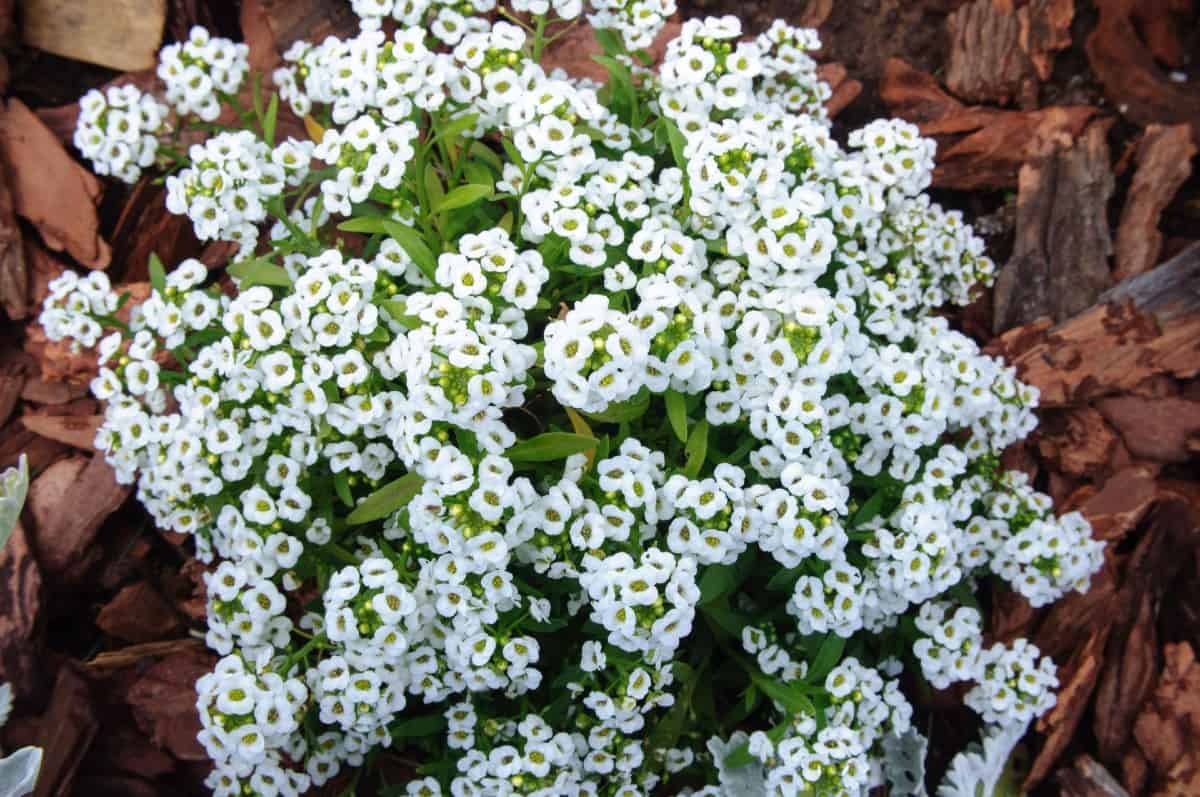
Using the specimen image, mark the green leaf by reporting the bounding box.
[665,388,688,444]
[333,472,354,508]
[698,565,735,605]
[390,713,446,739]
[424,165,445,211]
[379,299,422,330]
[432,183,492,214]
[683,419,709,479]
[472,141,505,171]
[662,116,688,170]
[381,220,438,283]
[594,27,624,57]
[435,113,480,143]
[264,92,279,144]
[724,722,790,770]
[0,456,29,552]
[702,604,751,638]
[507,433,599,463]
[338,216,390,234]
[766,566,802,593]
[346,472,424,525]
[806,633,847,685]
[148,253,167,294]
[228,257,292,287]
[581,390,650,424]
[850,489,886,528]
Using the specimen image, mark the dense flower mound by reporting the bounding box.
[44,3,1104,795]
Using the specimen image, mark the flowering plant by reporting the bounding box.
[45,3,1105,796]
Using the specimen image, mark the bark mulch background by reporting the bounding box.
[0,1,1197,795]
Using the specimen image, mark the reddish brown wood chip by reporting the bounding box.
[26,454,131,576]
[240,0,281,72]
[1020,0,1075,82]
[944,0,1036,106]
[1057,754,1133,797]
[20,413,102,451]
[540,17,681,83]
[96,582,183,644]
[0,521,42,697]
[125,647,216,762]
[1028,628,1111,788]
[1094,587,1158,764]
[0,99,110,269]
[34,664,99,797]
[880,58,1101,189]
[992,118,1114,332]
[1095,396,1200,464]
[990,245,1200,407]
[1077,465,1161,541]
[1086,0,1200,142]
[21,0,166,72]
[1114,124,1197,281]
[1035,406,1123,479]
[1133,642,1200,784]
[0,150,27,320]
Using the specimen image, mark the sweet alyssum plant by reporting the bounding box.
[45,4,1105,796]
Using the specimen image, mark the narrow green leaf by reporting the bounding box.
[228,257,292,287]
[346,472,424,525]
[766,566,802,593]
[471,141,505,172]
[581,390,650,424]
[661,116,688,170]
[338,216,389,234]
[390,713,446,739]
[333,471,354,508]
[433,183,492,214]
[379,299,422,330]
[594,27,624,56]
[436,113,480,143]
[424,165,445,210]
[698,565,734,605]
[264,92,279,144]
[683,419,709,479]
[148,253,167,294]
[665,388,688,443]
[850,490,887,528]
[381,220,438,283]
[806,633,848,685]
[507,433,599,463]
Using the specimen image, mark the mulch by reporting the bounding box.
[0,0,1197,795]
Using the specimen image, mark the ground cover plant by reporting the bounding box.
[40,2,1106,794]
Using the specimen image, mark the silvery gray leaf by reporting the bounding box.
[707,732,767,797]
[0,746,42,797]
[937,721,1028,797]
[0,456,29,552]
[883,727,929,797]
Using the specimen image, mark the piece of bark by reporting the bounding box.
[1094,586,1159,764]
[1114,124,1197,281]
[879,58,1101,189]
[992,118,1114,332]
[1086,0,1200,143]
[0,146,26,319]
[1122,746,1151,797]
[0,520,42,698]
[1130,0,1192,69]
[32,664,99,797]
[1095,396,1200,464]
[26,454,130,576]
[0,369,24,427]
[85,639,207,673]
[71,776,160,797]
[96,582,182,644]
[1035,406,1123,479]
[1027,628,1111,788]
[989,244,1200,406]
[125,647,216,762]
[19,414,102,451]
[1076,465,1160,541]
[19,377,89,405]
[944,0,1036,106]
[0,100,110,269]
[1133,642,1200,785]
[21,0,166,72]
[108,180,202,285]
[817,62,863,119]
[241,0,281,73]
[1019,0,1075,82]
[257,0,359,55]
[1057,755,1132,797]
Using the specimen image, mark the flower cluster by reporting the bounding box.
[74,85,168,183]
[49,6,1105,796]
